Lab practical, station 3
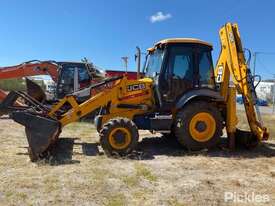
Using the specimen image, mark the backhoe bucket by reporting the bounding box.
[235,129,259,149]
[11,111,61,161]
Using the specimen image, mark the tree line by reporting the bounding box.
[0,78,45,91]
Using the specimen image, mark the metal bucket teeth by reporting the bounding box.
[11,111,61,161]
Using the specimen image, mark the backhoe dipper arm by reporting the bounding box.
[215,23,269,141]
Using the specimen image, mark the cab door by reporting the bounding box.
[160,45,195,103]
[56,66,75,99]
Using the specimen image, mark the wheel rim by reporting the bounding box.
[189,112,216,142]
[108,127,131,150]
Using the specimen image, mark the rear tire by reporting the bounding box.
[174,101,223,150]
[99,118,139,156]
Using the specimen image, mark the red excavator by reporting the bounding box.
[0,60,138,104]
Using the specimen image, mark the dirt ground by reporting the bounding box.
[0,114,274,206]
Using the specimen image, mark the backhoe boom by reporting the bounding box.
[215,23,269,141]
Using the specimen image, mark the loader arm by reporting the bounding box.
[215,23,269,141]
[48,76,152,127]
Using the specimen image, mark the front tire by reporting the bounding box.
[99,118,139,156]
[174,101,223,150]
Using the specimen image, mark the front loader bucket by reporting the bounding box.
[11,111,61,161]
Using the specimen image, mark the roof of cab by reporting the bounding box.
[155,38,213,47]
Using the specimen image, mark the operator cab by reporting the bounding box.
[144,38,216,109]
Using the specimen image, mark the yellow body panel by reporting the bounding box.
[226,87,238,134]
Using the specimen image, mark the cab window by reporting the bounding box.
[172,51,194,82]
[78,66,91,88]
[198,51,215,88]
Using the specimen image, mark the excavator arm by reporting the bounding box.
[215,23,269,142]
[0,60,59,81]
[0,60,59,103]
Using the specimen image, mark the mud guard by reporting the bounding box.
[175,89,224,110]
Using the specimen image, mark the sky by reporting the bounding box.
[0,0,275,79]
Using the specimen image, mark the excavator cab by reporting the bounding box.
[56,62,105,100]
[144,39,218,110]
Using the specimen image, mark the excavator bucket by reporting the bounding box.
[26,78,46,103]
[11,111,61,161]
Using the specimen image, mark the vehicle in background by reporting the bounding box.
[237,95,268,106]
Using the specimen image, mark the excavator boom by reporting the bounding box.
[0,60,59,104]
[0,60,59,81]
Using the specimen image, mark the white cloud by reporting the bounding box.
[150,11,172,23]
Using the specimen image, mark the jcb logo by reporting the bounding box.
[127,83,146,92]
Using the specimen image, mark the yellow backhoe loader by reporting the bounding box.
[0,22,269,161]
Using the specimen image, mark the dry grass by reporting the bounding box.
[237,112,275,139]
[0,113,274,205]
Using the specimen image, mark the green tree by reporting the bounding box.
[0,79,26,91]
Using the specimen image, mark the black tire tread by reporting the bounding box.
[174,101,223,150]
[99,117,139,156]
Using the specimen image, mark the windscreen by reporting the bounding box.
[143,49,164,77]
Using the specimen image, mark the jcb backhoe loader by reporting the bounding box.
[0,23,269,161]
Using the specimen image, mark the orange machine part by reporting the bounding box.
[0,62,59,82]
